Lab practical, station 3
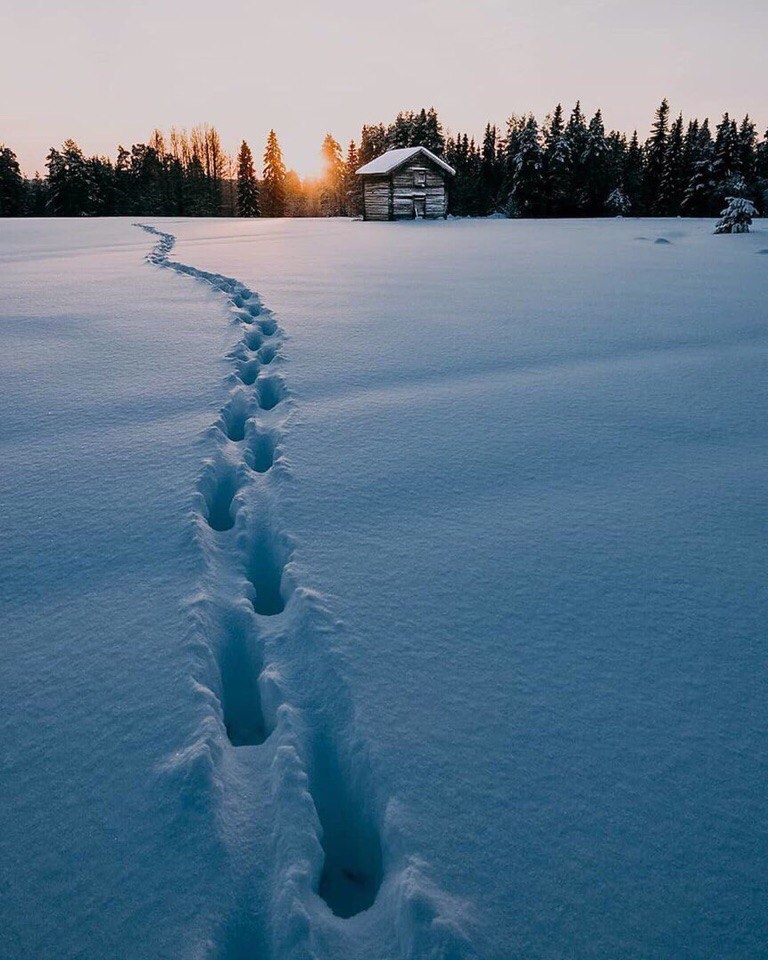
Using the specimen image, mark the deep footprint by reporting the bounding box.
[257,344,277,365]
[311,736,383,918]
[244,328,263,350]
[221,395,251,442]
[256,376,286,411]
[202,465,240,532]
[245,430,276,474]
[218,616,267,746]
[238,359,260,386]
[245,532,287,616]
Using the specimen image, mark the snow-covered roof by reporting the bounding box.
[356,146,455,177]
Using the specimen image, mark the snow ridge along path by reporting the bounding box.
[136,225,477,960]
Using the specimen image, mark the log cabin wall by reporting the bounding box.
[362,176,392,221]
[390,155,448,220]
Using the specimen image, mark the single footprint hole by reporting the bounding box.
[245,532,287,616]
[258,344,277,365]
[233,307,254,324]
[245,429,276,473]
[218,618,267,746]
[221,395,250,442]
[259,317,278,337]
[257,376,286,411]
[244,328,263,350]
[201,466,240,532]
[312,737,383,918]
[238,359,260,386]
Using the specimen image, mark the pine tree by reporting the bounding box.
[737,115,757,184]
[712,113,744,201]
[683,119,716,215]
[46,139,93,215]
[345,140,363,217]
[421,107,445,154]
[262,130,286,217]
[0,145,26,216]
[658,113,686,214]
[623,131,644,212]
[479,123,500,215]
[606,186,631,215]
[543,104,570,216]
[509,115,544,217]
[644,98,670,212]
[320,133,346,216]
[714,196,756,233]
[358,124,388,167]
[26,171,49,215]
[564,101,589,213]
[236,140,259,217]
[582,109,610,215]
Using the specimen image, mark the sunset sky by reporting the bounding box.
[3,0,767,177]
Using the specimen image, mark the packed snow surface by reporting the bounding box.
[1,217,766,960]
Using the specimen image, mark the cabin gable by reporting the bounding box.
[390,154,448,220]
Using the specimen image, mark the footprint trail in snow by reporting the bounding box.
[136,224,477,960]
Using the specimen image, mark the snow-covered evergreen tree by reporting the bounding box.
[542,104,570,216]
[582,109,610,214]
[262,130,286,217]
[606,186,631,215]
[714,196,756,233]
[0,145,26,216]
[320,133,346,216]
[564,101,589,213]
[623,131,644,212]
[345,140,363,217]
[657,114,686,214]
[509,115,543,217]
[236,140,259,217]
[644,98,670,210]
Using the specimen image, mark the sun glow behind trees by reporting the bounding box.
[1,103,767,218]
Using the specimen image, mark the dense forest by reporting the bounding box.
[1,102,767,218]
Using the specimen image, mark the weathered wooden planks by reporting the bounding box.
[361,154,449,220]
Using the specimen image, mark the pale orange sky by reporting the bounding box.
[2,0,767,177]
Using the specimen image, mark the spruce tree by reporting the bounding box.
[644,98,670,212]
[658,114,686,214]
[711,113,748,203]
[623,132,644,212]
[236,140,259,217]
[46,140,93,215]
[320,133,346,216]
[564,101,589,213]
[345,140,363,217]
[262,130,286,217]
[358,124,387,167]
[0,145,26,216]
[737,115,757,184]
[714,196,756,233]
[510,115,544,216]
[543,105,570,216]
[606,186,631,215]
[479,123,500,215]
[582,109,610,215]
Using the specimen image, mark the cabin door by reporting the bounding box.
[413,197,426,219]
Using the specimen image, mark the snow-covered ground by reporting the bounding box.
[1,216,766,960]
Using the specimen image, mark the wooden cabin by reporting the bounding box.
[355,147,455,221]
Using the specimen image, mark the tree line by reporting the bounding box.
[2,103,767,218]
